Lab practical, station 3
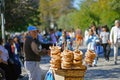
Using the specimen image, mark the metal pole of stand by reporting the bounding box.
[1,13,5,39]
[0,0,5,40]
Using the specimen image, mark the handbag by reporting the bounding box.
[95,45,104,54]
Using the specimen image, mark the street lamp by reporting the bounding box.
[0,0,5,40]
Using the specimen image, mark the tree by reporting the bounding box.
[57,13,75,30]
[111,0,120,12]
[4,0,40,32]
[57,0,120,31]
[39,0,74,29]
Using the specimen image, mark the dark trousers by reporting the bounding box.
[0,63,12,80]
[102,43,111,60]
[13,54,22,78]
[8,55,22,80]
[8,58,22,80]
[0,68,6,80]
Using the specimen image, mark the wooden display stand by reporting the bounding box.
[53,69,86,80]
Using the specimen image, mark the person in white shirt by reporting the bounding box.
[84,28,89,45]
[100,25,110,61]
[110,20,120,65]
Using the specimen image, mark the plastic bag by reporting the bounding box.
[44,69,54,80]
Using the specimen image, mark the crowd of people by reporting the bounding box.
[0,20,120,80]
[0,36,23,80]
[85,20,120,66]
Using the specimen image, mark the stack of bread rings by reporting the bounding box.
[73,49,84,69]
[84,50,96,65]
[61,50,74,69]
[50,46,61,70]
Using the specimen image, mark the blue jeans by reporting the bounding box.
[93,54,98,65]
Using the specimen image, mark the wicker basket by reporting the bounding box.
[53,68,87,80]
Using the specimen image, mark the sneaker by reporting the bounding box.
[105,57,107,60]
[18,75,24,78]
[93,64,97,67]
[106,59,109,62]
[88,65,92,67]
[106,57,109,61]
[114,61,117,65]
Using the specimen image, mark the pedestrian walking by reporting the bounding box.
[49,29,58,45]
[100,25,111,61]
[110,20,120,65]
[58,30,72,51]
[84,28,89,45]
[90,24,98,35]
[75,29,83,49]
[86,29,99,67]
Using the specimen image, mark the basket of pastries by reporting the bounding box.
[49,46,61,70]
[84,50,96,65]
[61,50,74,69]
[72,49,84,69]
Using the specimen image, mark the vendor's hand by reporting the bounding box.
[0,58,3,63]
[42,48,47,54]
[47,50,50,56]
[108,40,112,45]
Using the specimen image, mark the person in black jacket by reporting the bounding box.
[24,26,46,80]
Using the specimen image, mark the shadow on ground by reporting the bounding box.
[85,67,120,80]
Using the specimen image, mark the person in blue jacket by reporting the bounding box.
[58,30,73,51]
[87,29,100,67]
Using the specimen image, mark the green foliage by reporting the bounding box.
[57,0,120,31]
[57,13,75,29]
[39,0,73,29]
[111,0,120,12]
[3,0,120,32]
[4,0,40,32]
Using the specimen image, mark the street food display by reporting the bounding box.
[73,49,83,69]
[84,50,96,65]
[50,46,61,70]
[49,44,97,80]
[61,50,74,69]
[49,46,88,70]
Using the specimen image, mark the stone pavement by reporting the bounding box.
[85,56,120,80]
[19,47,120,80]
[18,55,51,80]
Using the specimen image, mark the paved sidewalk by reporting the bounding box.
[18,55,51,80]
[85,56,120,80]
[19,47,120,80]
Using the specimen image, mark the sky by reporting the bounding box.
[73,0,81,9]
